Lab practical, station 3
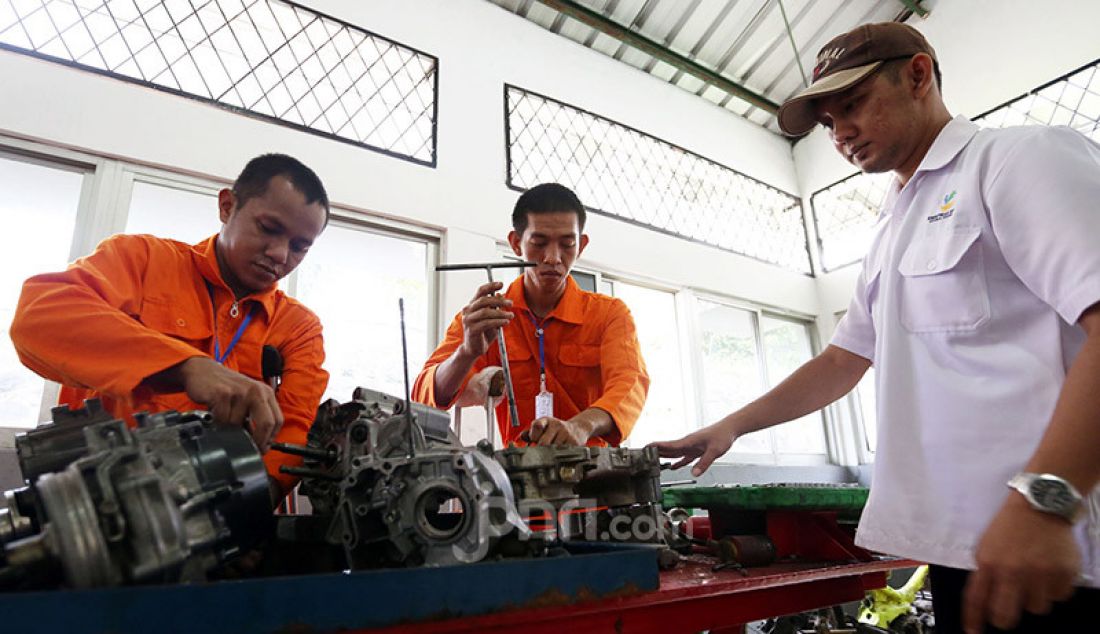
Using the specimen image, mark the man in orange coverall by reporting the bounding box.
[412,183,649,447]
[11,153,329,497]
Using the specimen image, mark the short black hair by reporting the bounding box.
[511,183,586,234]
[232,154,330,224]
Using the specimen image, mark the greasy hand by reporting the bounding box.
[178,356,283,451]
[963,496,1080,633]
[526,416,592,446]
[458,281,514,359]
[648,423,737,476]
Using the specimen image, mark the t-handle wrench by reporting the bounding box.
[435,261,536,429]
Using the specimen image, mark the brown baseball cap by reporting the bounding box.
[777,22,937,136]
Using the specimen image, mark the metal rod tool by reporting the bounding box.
[399,298,416,458]
[434,261,536,429]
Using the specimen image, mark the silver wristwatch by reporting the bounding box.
[1007,472,1084,523]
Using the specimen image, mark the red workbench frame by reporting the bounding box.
[373,555,919,633]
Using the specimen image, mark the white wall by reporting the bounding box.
[795,0,1100,315]
[0,0,820,327]
[4,0,1092,410]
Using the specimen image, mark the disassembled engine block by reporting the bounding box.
[0,400,271,590]
[0,389,673,588]
[273,389,670,568]
[495,444,666,544]
[272,388,529,568]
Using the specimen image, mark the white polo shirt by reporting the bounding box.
[832,116,1100,585]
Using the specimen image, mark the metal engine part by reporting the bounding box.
[494,445,666,544]
[272,388,528,568]
[0,400,272,590]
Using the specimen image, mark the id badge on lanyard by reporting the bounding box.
[535,373,554,419]
[530,315,553,419]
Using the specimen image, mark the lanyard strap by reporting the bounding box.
[207,283,257,364]
[526,313,547,381]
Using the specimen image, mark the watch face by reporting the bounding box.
[1030,478,1077,514]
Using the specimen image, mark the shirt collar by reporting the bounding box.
[192,234,278,317]
[505,274,585,325]
[881,115,979,217]
[913,114,980,175]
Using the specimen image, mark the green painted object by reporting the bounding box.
[662,483,869,512]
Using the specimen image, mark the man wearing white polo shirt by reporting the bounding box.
[652,22,1100,634]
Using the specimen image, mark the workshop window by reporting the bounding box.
[760,315,826,455]
[809,173,891,272]
[125,178,220,244]
[0,153,86,427]
[609,281,690,449]
[506,85,811,274]
[696,299,826,462]
[855,368,877,454]
[0,0,439,166]
[696,300,770,455]
[290,221,433,403]
[832,310,877,460]
[812,57,1100,271]
[977,59,1100,141]
[125,174,437,406]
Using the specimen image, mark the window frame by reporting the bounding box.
[480,251,831,465]
[0,132,439,446]
[0,0,440,166]
[0,136,102,447]
[688,290,831,467]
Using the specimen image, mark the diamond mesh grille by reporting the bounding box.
[977,62,1100,140]
[809,172,891,273]
[507,85,811,274]
[810,58,1100,272]
[0,0,437,165]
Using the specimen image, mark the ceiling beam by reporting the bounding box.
[895,0,928,18]
[534,0,780,115]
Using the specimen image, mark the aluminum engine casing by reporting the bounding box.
[494,445,666,543]
[0,400,271,589]
[281,388,527,568]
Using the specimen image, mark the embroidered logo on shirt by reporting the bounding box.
[927,190,957,223]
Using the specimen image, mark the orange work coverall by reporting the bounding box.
[10,233,328,491]
[413,276,649,445]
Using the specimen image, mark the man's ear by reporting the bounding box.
[909,53,935,98]
[578,234,590,256]
[217,188,236,224]
[507,230,523,257]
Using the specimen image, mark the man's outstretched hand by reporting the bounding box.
[648,423,738,477]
